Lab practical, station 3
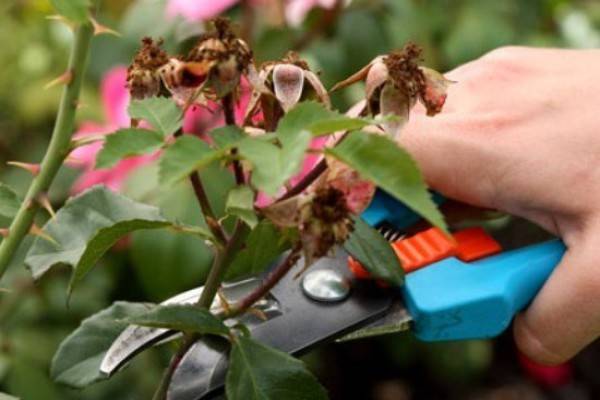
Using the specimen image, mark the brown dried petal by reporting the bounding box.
[419,66,452,116]
[244,64,273,124]
[330,60,374,92]
[158,58,207,105]
[261,194,308,228]
[247,64,273,96]
[303,70,331,108]
[127,69,161,100]
[379,82,415,138]
[273,64,305,112]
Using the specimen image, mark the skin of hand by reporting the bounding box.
[398,46,600,365]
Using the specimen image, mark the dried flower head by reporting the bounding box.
[159,18,252,105]
[245,51,330,126]
[127,37,169,100]
[331,43,452,137]
[299,186,354,263]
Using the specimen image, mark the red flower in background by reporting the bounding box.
[68,67,154,194]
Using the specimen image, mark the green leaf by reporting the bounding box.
[237,131,311,197]
[128,98,182,137]
[279,130,312,190]
[159,136,224,186]
[24,186,174,294]
[50,0,90,23]
[278,101,372,137]
[95,128,163,169]
[226,220,290,280]
[208,125,246,148]
[226,336,328,400]
[226,186,258,228]
[327,131,446,231]
[51,302,152,388]
[344,217,404,286]
[237,138,283,196]
[126,304,229,335]
[0,183,21,218]
[276,102,332,138]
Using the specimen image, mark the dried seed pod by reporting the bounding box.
[299,187,353,264]
[245,51,330,125]
[153,18,253,106]
[127,38,169,100]
[331,43,450,137]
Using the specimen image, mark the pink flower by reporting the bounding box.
[70,68,256,194]
[165,0,343,27]
[166,0,240,22]
[285,0,338,27]
[69,67,155,194]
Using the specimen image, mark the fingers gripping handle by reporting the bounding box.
[402,240,566,341]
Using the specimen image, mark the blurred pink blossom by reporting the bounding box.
[69,68,255,194]
[69,67,155,194]
[285,0,337,27]
[166,0,240,22]
[166,0,342,27]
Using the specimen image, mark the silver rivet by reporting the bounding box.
[301,269,351,302]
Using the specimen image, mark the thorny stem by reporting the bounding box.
[0,23,94,280]
[278,158,327,201]
[198,220,249,308]
[152,336,192,400]
[228,244,302,318]
[174,129,228,245]
[152,221,248,400]
[189,173,228,244]
[222,94,245,184]
[277,130,352,202]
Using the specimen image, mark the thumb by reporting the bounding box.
[513,221,600,365]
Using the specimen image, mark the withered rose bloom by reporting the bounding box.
[261,185,354,267]
[126,37,169,100]
[159,18,252,105]
[332,43,452,137]
[299,187,354,264]
[245,51,330,127]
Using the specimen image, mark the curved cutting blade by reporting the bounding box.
[100,278,264,376]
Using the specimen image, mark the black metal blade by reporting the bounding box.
[167,247,395,400]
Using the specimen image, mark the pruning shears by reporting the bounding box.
[99,190,566,400]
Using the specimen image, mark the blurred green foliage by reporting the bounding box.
[1,0,599,399]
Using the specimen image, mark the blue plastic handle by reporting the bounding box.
[362,190,445,229]
[401,240,566,341]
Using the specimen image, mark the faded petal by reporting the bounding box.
[273,63,305,112]
[261,194,307,227]
[331,61,373,92]
[303,70,331,108]
[321,157,375,214]
[419,66,452,116]
[379,83,414,138]
[365,58,389,107]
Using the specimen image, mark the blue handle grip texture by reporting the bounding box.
[402,240,566,341]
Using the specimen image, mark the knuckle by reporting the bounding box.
[513,316,568,365]
[483,46,525,62]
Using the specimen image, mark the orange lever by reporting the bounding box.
[348,226,502,279]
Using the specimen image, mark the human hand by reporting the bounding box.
[399,46,600,365]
